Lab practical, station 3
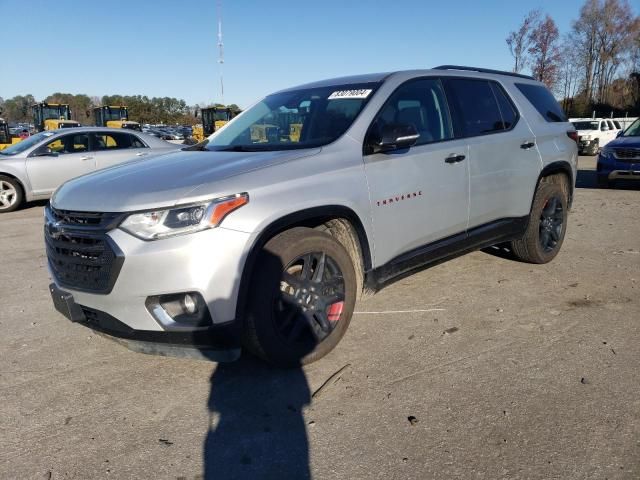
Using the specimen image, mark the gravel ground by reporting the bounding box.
[1,156,639,480]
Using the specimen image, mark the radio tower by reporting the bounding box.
[217,0,224,105]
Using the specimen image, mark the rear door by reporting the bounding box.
[91,131,151,170]
[363,78,470,266]
[443,78,541,228]
[26,132,94,195]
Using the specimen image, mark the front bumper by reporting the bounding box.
[48,222,254,354]
[597,153,640,181]
[51,286,240,361]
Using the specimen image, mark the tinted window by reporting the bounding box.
[130,134,147,148]
[490,83,518,129]
[606,120,615,130]
[40,133,89,155]
[366,78,453,151]
[515,83,567,122]
[613,120,621,129]
[444,79,506,137]
[92,132,137,150]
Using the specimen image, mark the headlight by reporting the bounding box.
[600,147,614,157]
[120,193,249,240]
[582,135,592,141]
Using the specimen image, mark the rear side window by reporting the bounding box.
[515,83,567,122]
[606,120,615,130]
[443,78,510,137]
[92,132,139,150]
[613,120,621,129]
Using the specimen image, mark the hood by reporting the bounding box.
[606,135,640,148]
[52,147,320,212]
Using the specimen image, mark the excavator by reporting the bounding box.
[93,106,141,131]
[191,106,237,142]
[32,103,80,132]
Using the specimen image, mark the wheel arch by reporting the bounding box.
[234,205,372,321]
[536,161,574,209]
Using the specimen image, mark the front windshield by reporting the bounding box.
[0,131,55,156]
[214,110,231,122]
[42,105,69,120]
[104,107,127,122]
[621,118,639,137]
[572,121,599,131]
[195,82,380,151]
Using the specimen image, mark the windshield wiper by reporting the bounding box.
[214,145,268,152]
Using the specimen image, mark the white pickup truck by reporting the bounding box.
[570,118,621,155]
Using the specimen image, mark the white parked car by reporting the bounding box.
[570,118,620,155]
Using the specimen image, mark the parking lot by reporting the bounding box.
[1,156,638,479]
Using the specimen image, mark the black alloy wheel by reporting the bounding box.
[274,252,346,349]
[538,196,564,253]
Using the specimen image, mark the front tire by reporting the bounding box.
[243,227,357,367]
[511,182,568,264]
[0,175,23,213]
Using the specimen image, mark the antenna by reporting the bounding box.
[217,0,224,105]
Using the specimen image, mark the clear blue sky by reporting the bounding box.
[0,0,630,108]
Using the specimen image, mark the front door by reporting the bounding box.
[362,78,470,267]
[27,132,94,196]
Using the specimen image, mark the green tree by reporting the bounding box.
[2,95,36,123]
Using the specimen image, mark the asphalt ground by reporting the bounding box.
[1,156,639,479]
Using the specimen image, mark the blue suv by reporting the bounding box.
[597,118,640,188]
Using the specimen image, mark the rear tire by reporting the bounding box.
[511,182,568,264]
[0,175,23,213]
[243,227,357,367]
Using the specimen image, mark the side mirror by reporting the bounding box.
[375,123,420,152]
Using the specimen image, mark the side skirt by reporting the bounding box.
[365,216,529,291]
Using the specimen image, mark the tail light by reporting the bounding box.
[567,131,578,144]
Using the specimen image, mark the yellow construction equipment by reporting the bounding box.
[192,106,237,142]
[32,103,80,132]
[0,117,22,151]
[93,106,141,131]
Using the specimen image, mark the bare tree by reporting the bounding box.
[506,9,541,73]
[571,0,601,103]
[529,15,562,88]
[595,0,640,104]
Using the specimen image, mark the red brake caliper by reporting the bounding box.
[326,301,344,322]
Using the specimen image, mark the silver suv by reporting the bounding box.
[46,66,578,366]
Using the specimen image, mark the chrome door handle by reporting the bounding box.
[445,154,466,164]
[80,156,93,161]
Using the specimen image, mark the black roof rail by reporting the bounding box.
[432,65,534,80]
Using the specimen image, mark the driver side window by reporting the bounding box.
[38,134,90,155]
[366,78,453,150]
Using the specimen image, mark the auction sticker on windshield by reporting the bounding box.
[328,89,372,100]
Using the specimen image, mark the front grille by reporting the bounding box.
[614,148,640,162]
[45,206,124,293]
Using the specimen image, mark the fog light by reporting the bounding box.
[182,293,198,315]
[145,292,213,329]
